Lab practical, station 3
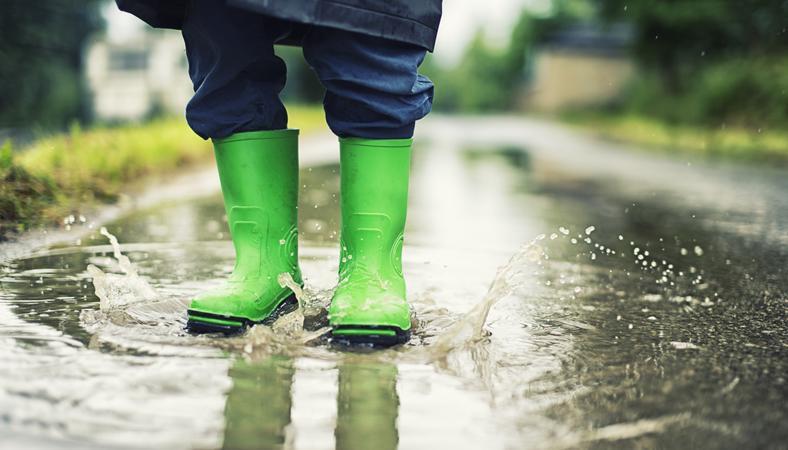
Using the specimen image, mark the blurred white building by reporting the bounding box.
[85,30,192,121]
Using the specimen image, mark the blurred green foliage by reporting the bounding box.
[0,140,56,236]
[596,0,788,128]
[621,56,788,128]
[596,0,787,87]
[0,0,104,129]
[427,0,788,130]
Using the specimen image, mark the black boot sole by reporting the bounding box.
[330,325,411,347]
[185,292,298,335]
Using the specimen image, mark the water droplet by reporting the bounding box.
[680,248,688,256]
[584,226,596,235]
[694,245,704,256]
[559,227,569,235]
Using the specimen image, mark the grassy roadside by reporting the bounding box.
[561,113,788,166]
[0,105,325,237]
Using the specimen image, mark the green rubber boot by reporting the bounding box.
[329,137,412,345]
[187,129,302,334]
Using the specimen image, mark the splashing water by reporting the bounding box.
[82,228,330,348]
[80,224,716,360]
[273,272,331,344]
[424,223,719,359]
[80,228,193,336]
[427,236,545,356]
[86,227,157,311]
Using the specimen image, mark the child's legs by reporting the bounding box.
[182,0,291,139]
[301,27,434,139]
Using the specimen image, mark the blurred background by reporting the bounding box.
[3,0,787,133]
[1,0,787,233]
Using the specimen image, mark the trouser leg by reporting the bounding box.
[301,27,434,139]
[301,27,425,344]
[181,2,302,334]
[181,0,291,139]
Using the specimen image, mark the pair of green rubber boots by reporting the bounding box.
[186,129,411,345]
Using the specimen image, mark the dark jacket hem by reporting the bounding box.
[230,0,438,50]
[116,0,187,30]
[116,0,440,51]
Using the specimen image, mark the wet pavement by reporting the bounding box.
[1,116,786,449]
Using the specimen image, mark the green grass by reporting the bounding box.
[0,141,58,235]
[562,113,788,165]
[0,105,326,238]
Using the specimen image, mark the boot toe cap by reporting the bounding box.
[328,291,411,331]
[188,284,264,321]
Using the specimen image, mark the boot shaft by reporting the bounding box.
[338,138,412,280]
[212,129,300,279]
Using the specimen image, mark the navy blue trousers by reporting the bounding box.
[182,0,434,140]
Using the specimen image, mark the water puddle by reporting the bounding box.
[77,217,722,372]
[2,143,786,448]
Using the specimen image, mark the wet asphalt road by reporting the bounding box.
[0,115,786,449]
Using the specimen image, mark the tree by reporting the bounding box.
[590,0,788,127]
[0,1,104,129]
[594,0,788,94]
